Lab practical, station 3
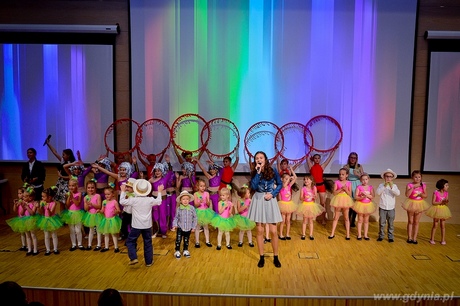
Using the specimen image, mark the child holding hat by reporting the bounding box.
[172,191,197,259]
[376,169,400,242]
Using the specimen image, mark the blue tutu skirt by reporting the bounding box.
[196,208,215,226]
[233,214,256,231]
[37,215,63,232]
[98,216,122,234]
[61,209,85,225]
[211,215,236,232]
[82,212,103,227]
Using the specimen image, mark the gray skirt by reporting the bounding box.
[248,192,283,224]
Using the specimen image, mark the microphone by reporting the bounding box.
[43,134,52,146]
[256,162,262,172]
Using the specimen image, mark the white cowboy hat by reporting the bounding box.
[380,169,397,179]
[126,178,136,188]
[176,190,193,203]
[133,179,152,197]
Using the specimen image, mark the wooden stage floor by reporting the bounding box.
[0,216,459,302]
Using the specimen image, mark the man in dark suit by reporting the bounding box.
[21,148,46,200]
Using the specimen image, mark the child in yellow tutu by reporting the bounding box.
[329,168,353,240]
[403,170,430,244]
[277,167,297,240]
[297,175,324,240]
[426,179,451,245]
[352,173,375,240]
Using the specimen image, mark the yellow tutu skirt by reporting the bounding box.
[330,193,353,208]
[278,200,298,214]
[425,205,451,220]
[402,199,430,213]
[352,201,376,215]
[297,201,325,218]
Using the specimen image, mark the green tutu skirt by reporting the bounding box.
[98,216,122,234]
[61,209,85,225]
[6,216,34,233]
[82,212,103,227]
[196,208,215,226]
[37,215,63,232]
[233,214,256,231]
[211,215,236,232]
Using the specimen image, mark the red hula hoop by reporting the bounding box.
[201,118,240,159]
[171,113,209,155]
[104,118,140,155]
[304,115,343,153]
[135,118,171,160]
[244,121,283,164]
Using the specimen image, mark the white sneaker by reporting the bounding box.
[174,251,181,259]
[183,250,191,258]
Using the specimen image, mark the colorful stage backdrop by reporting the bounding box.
[130,0,417,175]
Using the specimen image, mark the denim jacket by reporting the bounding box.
[250,168,282,197]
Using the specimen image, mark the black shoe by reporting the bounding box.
[264,238,271,243]
[86,246,92,250]
[93,246,101,251]
[310,236,314,240]
[407,239,413,244]
[114,248,120,253]
[238,242,243,247]
[357,237,362,240]
[78,245,85,250]
[249,242,255,247]
[258,256,265,268]
[350,223,356,228]
[100,248,109,253]
[412,240,418,244]
[279,236,286,240]
[328,235,335,239]
[26,251,32,256]
[226,245,232,249]
[377,237,383,242]
[286,236,291,240]
[345,237,350,241]
[54,250,60,255]
[205,242,212,247]
[19,246,27,251]
[44,251,51,256]
[195,243,201,248]
[273,256,281,268]
[216,245,221,250]
[32,251,39,256]
[389,239,394,243]
[364,237,370,241]
[301,236,306,240]
[69,246,77,252]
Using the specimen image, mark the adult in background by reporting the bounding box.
[21,148,46,201]
[343,152,364,227]
[247,151,283,268]
[119,179,163,267]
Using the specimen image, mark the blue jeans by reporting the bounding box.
[126,227,153,265]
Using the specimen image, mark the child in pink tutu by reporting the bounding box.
[352,173,375,240]
[329,168,353,240]
[277,168,297,240]
[426,179,451,245]
[99,185,122,253]
[297,175,324,240]
[6,186,27,251]
[403,170,429,244]
[193,178,215,248]
[211,187,236,250]
[235,184,255,247]
[62,178,85,251]
[82,180,102,250]
[37,187,63,255]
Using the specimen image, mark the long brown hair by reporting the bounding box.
[250,151,275,180]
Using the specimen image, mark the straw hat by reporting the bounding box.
[125,178,136,188]
[133,179,152,197]
[176,190,193,203]
[380,169,397,179]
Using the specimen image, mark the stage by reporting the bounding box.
[0,217,459,305]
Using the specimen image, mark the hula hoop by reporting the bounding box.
[304,115,343,153]
[171,113,209,155]
[201,118,240,160]
[135,118,171,160]
[275,122,311,165]
[244,121,283,164]
[104,119,140,155]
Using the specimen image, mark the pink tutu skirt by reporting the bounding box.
[402,199,430,213]
[425,205,451,220]
[297,201,325,218]
[278,200,298,214]
[352,201,376,215]
[330,193,353,208]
